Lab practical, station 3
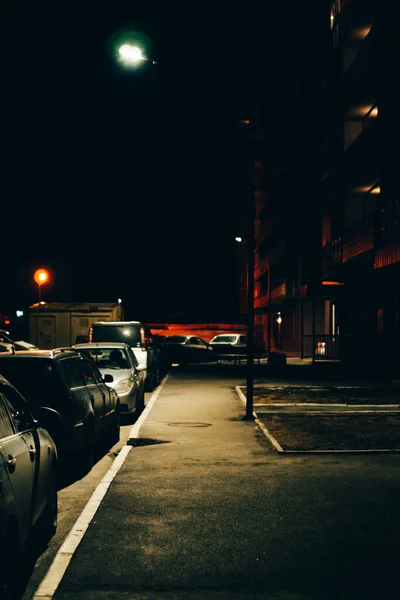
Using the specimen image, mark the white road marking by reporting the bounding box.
[32,375,169,600]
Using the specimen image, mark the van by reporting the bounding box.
[89,321,161,391]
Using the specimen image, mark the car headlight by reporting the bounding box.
[114,379,134,394]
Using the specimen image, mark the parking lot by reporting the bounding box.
[236,379,400,453]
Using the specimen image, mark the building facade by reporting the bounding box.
[250,0,391,367]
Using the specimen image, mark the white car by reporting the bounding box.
[209,334,266,358]
[0,374,60,598]
[73,342,147,416]
[89,321,161,392]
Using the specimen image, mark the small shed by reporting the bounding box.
[28,302,124,349]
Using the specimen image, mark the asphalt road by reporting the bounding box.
[20,364,400,600]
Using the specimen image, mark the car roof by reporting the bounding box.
[74,342,131,350]
[211,334,240,338]
[0,348,81,360]
[92,321,142,325]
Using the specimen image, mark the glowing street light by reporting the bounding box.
[117,44,157,68]
[34,268,50,300]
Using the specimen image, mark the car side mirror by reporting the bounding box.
[135,364,147,373]
[103,374,114,383]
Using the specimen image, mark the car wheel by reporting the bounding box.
[0,523,20,600]
[43,465,58,540]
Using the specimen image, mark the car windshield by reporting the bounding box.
[0,358,67,413]
[80,348,131,370]
[91,324,141,347]
[212,335,238,343]
[166,336,188,344]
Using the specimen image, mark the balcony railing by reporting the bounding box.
[322,238,343,275]
[302,334,340,360]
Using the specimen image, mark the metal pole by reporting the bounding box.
[267,256,271,361]
[312,292,316,364]
[242,110,255,421]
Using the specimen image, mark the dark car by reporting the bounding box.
[0,348,120,477]
[151,334,169,377]
[164,335,216,366]
[0,373,59,598]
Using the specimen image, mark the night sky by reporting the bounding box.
[2,1,326,324]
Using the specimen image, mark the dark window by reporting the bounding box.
[79,360,103,385]
[0,395,14,438]
[1,383,34,432]
[91,324,142,347]
[212,335,237,343]
[166,336,188,344]
[62,358,86,389]
[0,357,67,414]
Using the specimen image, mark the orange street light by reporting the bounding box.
[34,268,50,300]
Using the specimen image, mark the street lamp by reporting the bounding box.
[33,268,49,301]
[117,43,157,68]
[235,114,256,424]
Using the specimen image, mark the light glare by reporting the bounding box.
[118,44,145,66]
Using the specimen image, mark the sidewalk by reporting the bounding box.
[37,372,281,600]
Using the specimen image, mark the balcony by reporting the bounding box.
[342,223,374,264]
[343,23,375,79]
[254,256,269,282]
[322,238,343,278]
[254,290,269,311]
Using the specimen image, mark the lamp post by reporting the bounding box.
[239,114,256,421]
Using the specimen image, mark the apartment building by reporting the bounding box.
[251,0,387,367]
[320,0,381,366]
[252,6,330,357]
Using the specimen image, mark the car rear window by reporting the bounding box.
[166,336,187,343]
[79,348,131,370]
[212,335,237,343]
[91,324,142,347]
[0,358,67,414]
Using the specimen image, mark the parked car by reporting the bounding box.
[73,342,146,417]
[0,348,120,477]
[152,334,169,377]
[89,321,162,392]
[209,333,266,359]
[164,335,216,366]
[0,330,38,351]
[0,373,59,599]
[0,342,15,353]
